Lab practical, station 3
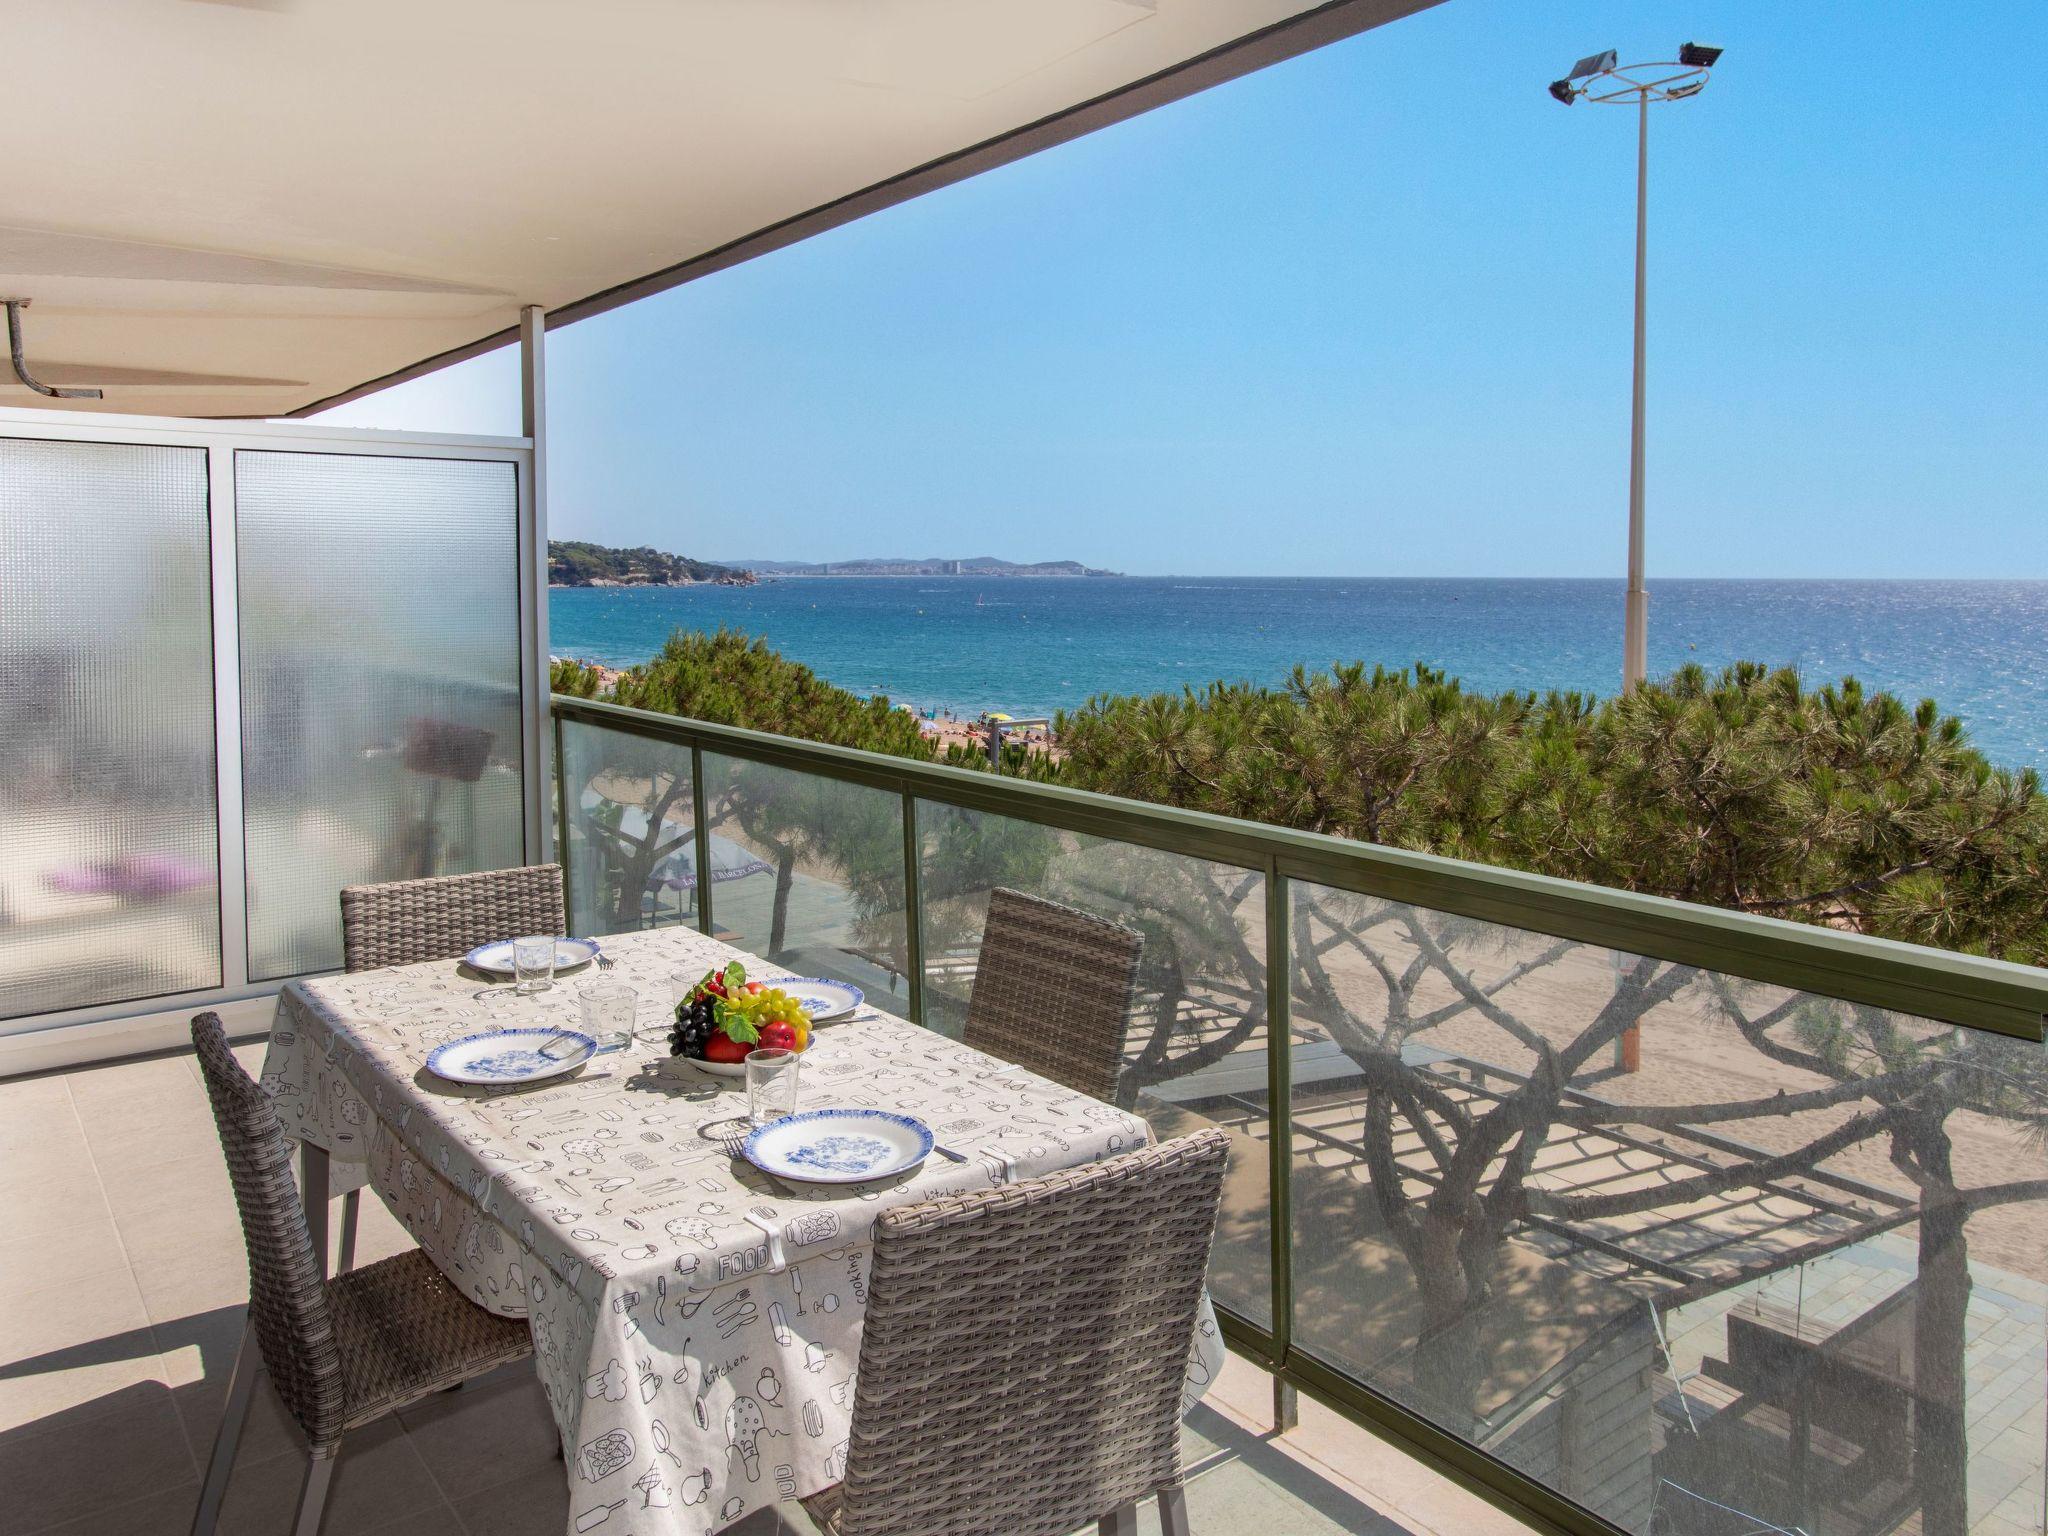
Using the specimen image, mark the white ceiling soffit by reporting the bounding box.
[1,0,1440,419]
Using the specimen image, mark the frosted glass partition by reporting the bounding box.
[915,803,1275,1327]
[238,451,525,979]
[0,437,221,1020]
[1286,880,2047,1536]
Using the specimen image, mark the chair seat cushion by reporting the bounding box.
[327,1250,532,1429]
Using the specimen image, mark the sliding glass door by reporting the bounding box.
[0,437,221,1018]
[236,450,527,979]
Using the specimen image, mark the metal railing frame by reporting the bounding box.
[551,692,2048,1536]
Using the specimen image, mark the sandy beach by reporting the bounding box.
[917,711,1060,760]
[552,654,1061,762]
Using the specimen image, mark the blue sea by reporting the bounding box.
[549,578,2048,772]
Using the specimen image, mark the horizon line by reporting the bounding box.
[686,568,2048,584]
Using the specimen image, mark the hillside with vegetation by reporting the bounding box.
[548,540,754,587]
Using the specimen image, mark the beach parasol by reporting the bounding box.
[648,832,773,891]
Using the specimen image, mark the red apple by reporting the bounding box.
[702,1029,751,1065]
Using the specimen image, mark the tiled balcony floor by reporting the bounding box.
[0,1046,1528,1536]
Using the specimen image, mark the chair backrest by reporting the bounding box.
[962,887,1142,1102]
[833,1128,1229,1536]
[189,1012,345,1449]
[340,862,565,972]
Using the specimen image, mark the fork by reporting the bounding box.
[720,1129,798,1195]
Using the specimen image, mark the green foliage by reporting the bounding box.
[564,630,1022,963]
[550,656,607,698]
[1049,664,1524,856]
[560,633,2047,962]
[1053,660,2047,962]
[610,630,942,758]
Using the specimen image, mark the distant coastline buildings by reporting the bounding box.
[739,554,1120,578]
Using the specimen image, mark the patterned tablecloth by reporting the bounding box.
[261,924,1224,1536]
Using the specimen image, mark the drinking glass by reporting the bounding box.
[577,981,637,1052]
[512,935,556,994]
[670,968,700,1011]
[746,1048,799,1128]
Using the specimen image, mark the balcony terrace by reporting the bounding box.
[11,678,2042,1536]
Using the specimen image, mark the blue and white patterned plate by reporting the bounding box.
[427,1028,596,1085]
[461,937,600,977]
[742,1109,932,1184]
[756,976,863,1022]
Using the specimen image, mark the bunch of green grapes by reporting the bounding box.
[730,984,807,1029]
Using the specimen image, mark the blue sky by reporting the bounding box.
[315,0,2046,579]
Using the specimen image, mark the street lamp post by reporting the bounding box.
[1550,43,1722,694]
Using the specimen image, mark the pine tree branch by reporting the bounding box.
[1361,1091,1422,1244]
[1390,1080,1456,1173]
[1160,740,1223,796]
[1401,915,1554,1062]
[1962,1178,2048,1214]
[1557,957,1694,1079]
[1708,975,1836,1078]
[1409,939,1575,1034]
[1556,1066,1938,1131]
[1741,857,1945,913]
[1527,1104,1909,1224]
[1741,803,2029,914]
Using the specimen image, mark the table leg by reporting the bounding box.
[336,1190,360,1274]
[301,1141,330,1278]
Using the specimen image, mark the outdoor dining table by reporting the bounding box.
[260,923,1225,1536]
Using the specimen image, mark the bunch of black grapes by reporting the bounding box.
[669,991,717,1058]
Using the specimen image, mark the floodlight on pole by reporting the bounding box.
[1548,44,1723,694]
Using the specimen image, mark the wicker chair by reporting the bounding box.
[339,862,565,972]
[188,1012,532,1536]
[961,887,1143,1103]
[327,863,565,1269]
[802,1128,1229,1536]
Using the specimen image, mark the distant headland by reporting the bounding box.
[548,541,756,588]
[549,540,1121,586]
[732,556,1122,578]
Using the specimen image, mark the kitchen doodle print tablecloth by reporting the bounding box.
[260,925,1225,1536]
